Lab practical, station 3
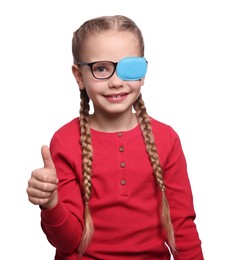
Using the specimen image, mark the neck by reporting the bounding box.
[90,111,137,132]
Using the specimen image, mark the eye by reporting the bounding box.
[93,62,111,74]
[94,65,106,73]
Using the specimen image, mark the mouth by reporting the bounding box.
[104,93,128,102]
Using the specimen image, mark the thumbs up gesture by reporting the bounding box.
[27,145,59,209]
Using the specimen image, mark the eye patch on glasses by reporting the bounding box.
[77,56,148,80]
[116,57,148,81]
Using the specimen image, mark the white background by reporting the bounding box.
[0,1,229,259]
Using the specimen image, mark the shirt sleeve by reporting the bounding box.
[164,127,204,260]
[40,131,84,254]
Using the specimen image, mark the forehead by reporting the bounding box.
[82,30,141,62]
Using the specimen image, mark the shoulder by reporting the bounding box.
[149,116,178,137]
[50,117,80,148]
[148,117,185,167]
[149,116,182,151]
[54,117,80,138]
[49,117,81,161]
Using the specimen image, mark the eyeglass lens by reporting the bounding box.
[91,62,116,79]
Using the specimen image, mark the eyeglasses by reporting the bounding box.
[77,60,117,80]
[77,57,148,81]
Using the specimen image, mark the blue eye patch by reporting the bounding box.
[116,57,148,81]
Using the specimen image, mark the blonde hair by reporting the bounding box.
[72,15,175,256]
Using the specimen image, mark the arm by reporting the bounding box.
[40,132,84,254]
[164,128,204,260]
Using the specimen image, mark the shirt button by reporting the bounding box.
[120,162,126,168]
[117,132,123,137]
[119,146,124,152]
[120,179,126,185]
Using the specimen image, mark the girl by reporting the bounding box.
[27,15,204,259]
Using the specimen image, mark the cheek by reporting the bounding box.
[129,80,143,91]
[81,74,95,91]
[140,78,145,86]
[83,81,102,100]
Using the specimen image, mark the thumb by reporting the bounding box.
[41,145,55,171]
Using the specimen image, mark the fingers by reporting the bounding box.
[41,145,56,172]
[26,145,59,208]
[27,168,59,207]
[27,188,57,208]
[29,169,58,191]
[31,167,58,185]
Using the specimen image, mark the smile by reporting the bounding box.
[105,93,128,102]
[112,94,123,98]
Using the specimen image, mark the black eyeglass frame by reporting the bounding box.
[77,61,118,80]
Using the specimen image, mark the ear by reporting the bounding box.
[72,64,85,90]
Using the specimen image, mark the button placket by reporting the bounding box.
[117,132,128,196]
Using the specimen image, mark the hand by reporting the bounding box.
[27,145,59,209]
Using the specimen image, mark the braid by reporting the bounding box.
[78,89,94,256]
[133,94,175,252]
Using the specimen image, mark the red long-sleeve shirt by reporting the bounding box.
[41,117,204,259]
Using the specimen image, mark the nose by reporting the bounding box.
[108,71,124,88]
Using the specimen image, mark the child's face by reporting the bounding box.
[73,30,145,116]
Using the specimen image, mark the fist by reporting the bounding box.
[27,145,59,209]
